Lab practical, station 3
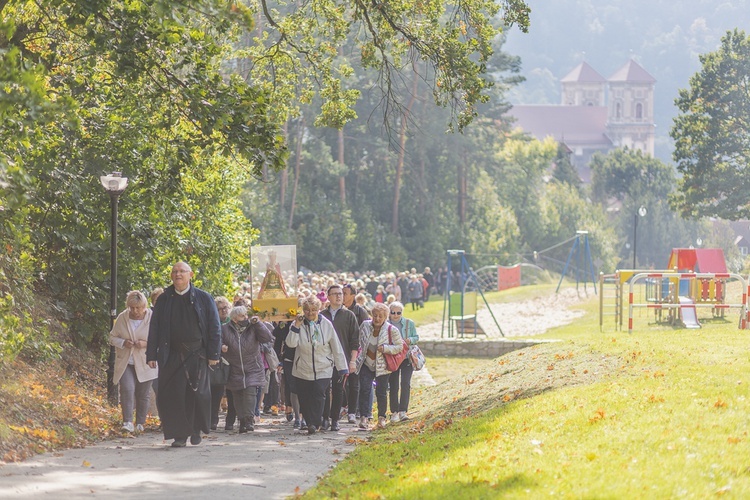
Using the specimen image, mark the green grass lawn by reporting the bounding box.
[306,291,750,498]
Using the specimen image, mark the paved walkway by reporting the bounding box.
[0,414,362,499]
[0,367,438,500]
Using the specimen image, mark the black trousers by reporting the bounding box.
[295,377,330,429]
[323,371,344,422]
[346,371,360,416]
[210,384,224,427]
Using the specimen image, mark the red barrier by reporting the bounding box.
[497,265,521,291]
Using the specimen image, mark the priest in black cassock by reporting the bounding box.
[147,261,221,447]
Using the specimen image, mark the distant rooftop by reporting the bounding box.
[507,105,612,147]
[560,61,606,83]
[608,59,656,83]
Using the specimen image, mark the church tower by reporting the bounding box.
[560,61,606,106]
[606,59,656,155]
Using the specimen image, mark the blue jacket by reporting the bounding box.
[146,284,221,367]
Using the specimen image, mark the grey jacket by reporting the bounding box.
[222,319,274,391]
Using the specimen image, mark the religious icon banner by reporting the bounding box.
[250,245,299,320]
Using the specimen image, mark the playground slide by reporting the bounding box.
[678,296,701,329]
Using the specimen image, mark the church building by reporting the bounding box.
[508,59,656,183]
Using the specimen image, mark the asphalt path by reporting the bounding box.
[0,414,361,499]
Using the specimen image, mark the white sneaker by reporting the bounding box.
[390,413,401,423]
[399,411,409,421]
[358,416,368,429]
[348,414,356,424]
[122,422,134,433]
[135,424,145,433]
[377,416,387,429]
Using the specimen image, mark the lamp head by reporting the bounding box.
[100,172,128,194]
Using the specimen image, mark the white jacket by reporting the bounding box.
[286,315,348,381]
[109,309,158,384]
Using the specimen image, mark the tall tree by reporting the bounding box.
[671,29,750,219]
[0,1,285,345]
[590,148,704,268]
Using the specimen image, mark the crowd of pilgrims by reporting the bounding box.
[109,267,435,440]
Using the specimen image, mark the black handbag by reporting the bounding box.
[209,357,230,385]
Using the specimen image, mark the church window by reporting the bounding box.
[635,103,643,119]
[615,102,622,119]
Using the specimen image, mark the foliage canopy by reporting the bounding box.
[671,29,750,219]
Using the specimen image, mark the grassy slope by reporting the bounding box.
[308,288,750,498]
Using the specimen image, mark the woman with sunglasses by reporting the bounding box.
[387,302,419,422]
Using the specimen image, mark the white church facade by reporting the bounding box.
[508,60,656,183]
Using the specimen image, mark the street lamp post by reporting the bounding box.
[101,172,128,406]
[633,205,647,269]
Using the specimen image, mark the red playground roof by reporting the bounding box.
[667,248,727,273]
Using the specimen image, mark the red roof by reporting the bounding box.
[508,105,612,146]
[667,248,727,273]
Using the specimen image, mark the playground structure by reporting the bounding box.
[600,248,749,332]
[441,250,503,339]
[442,234,599,338]
[556,230,597,295]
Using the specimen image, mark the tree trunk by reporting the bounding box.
[458,152,466,225]
[280,120,288,208]
[391,68,419,234]
[338,128,346,205]
[288,116,305,230]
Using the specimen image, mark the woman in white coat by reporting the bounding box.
[286,295,348,435]
[109,290,158,433]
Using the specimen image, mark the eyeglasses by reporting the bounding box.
[328,292,343,297]
[172,270,190,275]
[390,311,402,315]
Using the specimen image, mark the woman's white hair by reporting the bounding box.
[370,302,389,316]
[230,305,248,321]
[125,290,147,307]
[301,295,322,311]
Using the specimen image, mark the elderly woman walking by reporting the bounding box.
[286,295,348,435]
[354,302,407,430]
[109,290,158,433]
[387,301,419,422]
[222,305,274,433]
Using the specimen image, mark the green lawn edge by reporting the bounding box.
[305,287,750,499]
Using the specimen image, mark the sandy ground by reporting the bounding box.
[0,288,588,499]
[418,287,589,340]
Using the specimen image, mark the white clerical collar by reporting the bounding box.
[175,284,191,296]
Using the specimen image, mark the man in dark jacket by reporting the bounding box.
[147,261,221,447]
[320,284,360,431]
[341,283,369,424]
